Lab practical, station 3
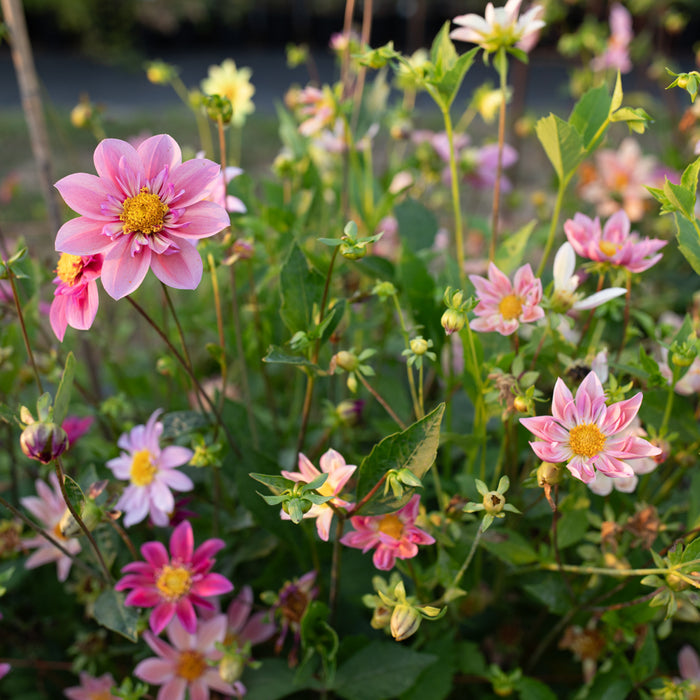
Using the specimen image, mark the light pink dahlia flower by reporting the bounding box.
[64,671,118,700]
[281,448,356,541]
[340,494,435,571]
[520,371,661,484]
[469,262,544,336]
[564,210,666,274]
[115,519,233,635]
[135,615,243,700]
[49,252,102,341]
[54,134,230,299]
[106,409,194,527]
[20,472,81,582]
[591,2,633,74]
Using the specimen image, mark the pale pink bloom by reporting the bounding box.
[340,494,435,571]
[64,671,118,700]
[281,449,356,541]
[469,262,544,336]
[658,347,700,396]
[106,409,194,527]
[520,371,662,484]
[223,585,276,650]
[679,645,700,683]
[463,142,518,192]
[296,86,336,137]
[590,349,609,384]
[54,134,230,299]
[579,138,660,221]
[49,253,102,341]
[0,663,8,680]
[591,3,633,74]
[115,519,233,635]
[135,615,243,700]
[450,0,545,54]
[19,473,81,582]
[196,152,246,214]
[372,216,400,262]
[564,210,666,274]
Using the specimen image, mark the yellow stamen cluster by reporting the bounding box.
[175,649,207,682]
[56,253,84,287]
[120,187,168,235]
[569,423,606,458]
[498,294,523,321]
[378,514,404,540]
[599,240,621,258]
[156,564,192,601]
[130,449,158,486]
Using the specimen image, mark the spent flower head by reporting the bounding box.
[464,475,520,532]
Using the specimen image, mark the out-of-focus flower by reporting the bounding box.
[591,3,633,74]
[295,85,338,137]
[460,142,518,192]
[54,135,230,299]
[658,347,700,396]
[49,253,102,342]
[520,371,662,484]
[106,409,194,527]
[450,0,546,55]
[678,644,700,683]
[135,615,243,700]
[201,59,255,127]
[551,242,626,312]
[222,585,276,651]
[0,662,9,680]
[372,216,400,262]
[19,472,81,582]
[281,449,356,541]
[61,415,94,447]
[196,152,246,214]
[115,519,233,635]
[340,494,435,571]
[64,671,118,700]
[564,210,666,273]
[469,262,544,336]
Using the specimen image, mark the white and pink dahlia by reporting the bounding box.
[520,371,661,484]
[54,134,230,299]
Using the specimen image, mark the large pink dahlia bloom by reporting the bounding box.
[115,519,233,635]
[520,371,661,484]
[54,135,230,299]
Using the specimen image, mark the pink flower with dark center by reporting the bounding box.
[19,472,81,582]
[520,371,662,484]
[106,409,194,527]
[54,134,230,299]
[469,262,544,336]
[49,253,102,341]
[281,449,356,541]
[135,614,243,700]
[564,210,666,273]
[115,519,233,635]
[340,494,435,571]
[64,671,118,700]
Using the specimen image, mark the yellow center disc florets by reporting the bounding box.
[598,241,621,258]
[569,423,606,459]
[498,294,523,321]
[120,187,168,235]
[175,649,207,682]
[378,514,404,540]
[56,253,84,286]
[156,564,192,600]
[130,449,158,487]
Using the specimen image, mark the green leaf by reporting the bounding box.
[568,84,611,151]
[457,640,489,678]
[555,508,590,549]
[93,589,139,641]
[521,573,571,615]
[674,213,700,275]
[244,658,312,700]
[394,199,439,253]
[300,601,338,684]
[429,22,457,75]
[610,106,653,134]
[333,641,436,700]
[494,220,536,275]
[663,179,696,220]
[53,352,75,427]
[249,473,296,494]
[611,71,623,112]
[263,346,321,371]
[279,242,324,334]
[535,114,584,182]
[681,155,700,196]
[431,47,479,108]
[160,410,209,439]
[631,628,658,683]
[516,676,558,700]
[479,528,539,566]
[400,636,456,700]
[62,474,86,514]
[355,404,444,515]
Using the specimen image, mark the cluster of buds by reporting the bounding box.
[319,220,384,261]
[463,476,520,532]
[250,472,332,524]
[441,287,472,336]
[362,574,443,642]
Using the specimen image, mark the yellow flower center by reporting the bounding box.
[378,514,404,540]
[56,253,84,286]
[89,691,112,700]
[569,423,606,458]
[175,649,207,682]
[156,564,192,600]
[120,187,168,235]
[130,448,158,486]
[317,480,335,498]
[613,172,629,190]
[498,294,523,321]
[52,521,69,541]
[598,240,621,257]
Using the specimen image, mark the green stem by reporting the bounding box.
[488,49,508,264]
[659,381,676,438]
[358,372,406,429]
[535,177,567,279]
[418,362,425,420]
[391,294,421,421]
[460,323,487,475]
[171,74,214,158]
[448,525,484,593]
[328,517,345,623]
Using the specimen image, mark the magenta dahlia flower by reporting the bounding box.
[340,494,435,571]
[115,519,233,635]
[106,409,194,527]
[49,253,102,341]
[54,135,230,299]
[564,210,666,273]
[469,262,544,336]
[520,371,662,484]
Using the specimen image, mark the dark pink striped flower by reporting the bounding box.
[115,520,233,635]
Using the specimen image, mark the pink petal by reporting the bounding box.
[150,602,176,635]
[134,658,175,684]
[191,538,225,568]
[55,173,117,219]
[175,598,198,634]
[55,217,112,255]
[149,241,203,290]
[141,541,169,568]
[138,135,182,181]
[100,236,151,299]
[93,139,140,186]
[191,572,234,597]
[170,520,194,561]
[169,200,230,238]
[169,159,220,208]
[227,587,253,633]
[125,588,161,607]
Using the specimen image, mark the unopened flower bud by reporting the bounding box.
[232,239,254,260]
[373,281,397,300]
[336,399,364,426]
[512,396,528,413]
[204,94,234,124]
[390,604,422,641]
[70,103,92,129]
[346,373,358,393]
[20,422,68,464]
[219,653,245,685]
[334,351,359,372]
[145,61,176,84]
[410,337,429,355]
[482,491,505,516]
[340,242,367,260]
[537,462,563,487]
[441,308,465,336]
[370,604,392,630]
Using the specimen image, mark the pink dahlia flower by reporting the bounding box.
[224,585,276,650]
[340,494,435,571]
[64,671,118,700]
[591,3,633,74]
[469,262,544,336]
[115,519,233,635]
[520,371,662,484]
[54,134,230,299]
[20,472,81,582]
[450,0,545,54]
[135,614,243,700]
[564,210,666,274]
[281,448,356,541]
[106,409,194,527]
[49,253,102,341]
